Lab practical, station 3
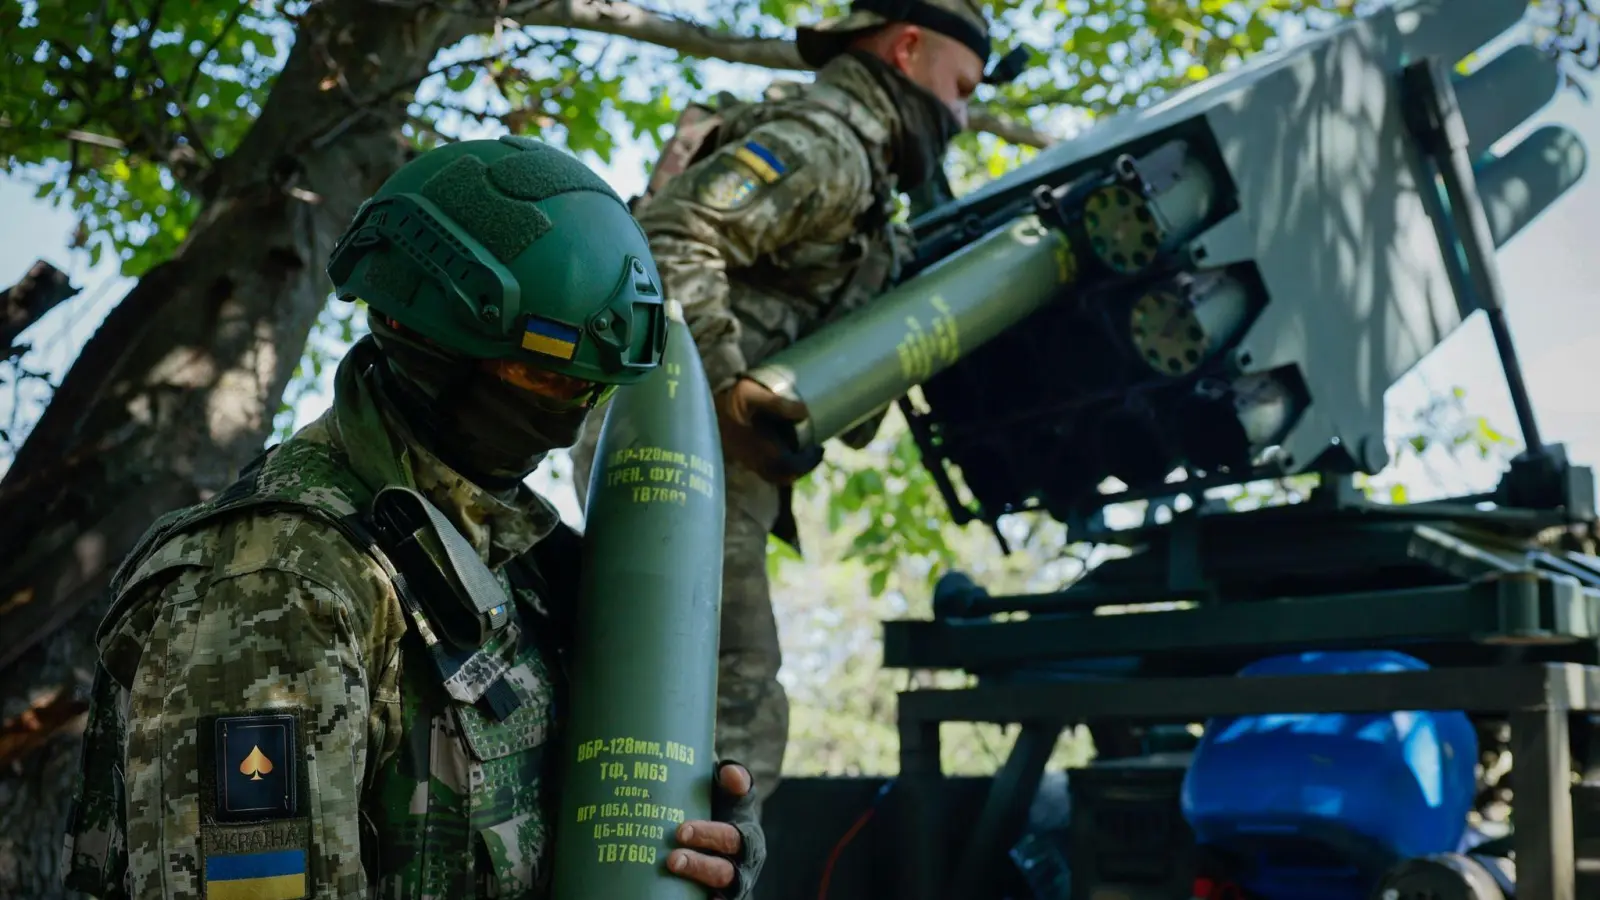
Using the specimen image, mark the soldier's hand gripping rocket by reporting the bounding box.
[714,376,814,484]
[666,761,768,898]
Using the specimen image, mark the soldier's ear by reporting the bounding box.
[890,24,925,71]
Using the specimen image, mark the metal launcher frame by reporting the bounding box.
[871,24,1600,900]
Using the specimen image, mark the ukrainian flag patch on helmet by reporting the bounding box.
[523,316,581,360]
[732,141,788,184]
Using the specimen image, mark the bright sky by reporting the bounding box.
[3,31,1600,528]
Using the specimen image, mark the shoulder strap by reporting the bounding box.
[97,445,281,645]
[633,91,745,214]
[791,81,896,234]
[800,81,891,157]
[642,81,895,223]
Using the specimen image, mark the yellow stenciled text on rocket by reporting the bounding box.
[551,298,755,898]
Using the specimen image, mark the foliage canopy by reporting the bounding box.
[0,0,1576,771]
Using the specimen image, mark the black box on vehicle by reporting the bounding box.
[1069,754,1197,900]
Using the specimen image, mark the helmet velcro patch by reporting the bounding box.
[363,251,426,308]
[495,135,624,205]
[419,155,554,263]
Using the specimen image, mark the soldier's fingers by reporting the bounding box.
[771,395,809,422]
[667,848,736,890]
[716,761,752,797]
[752,455,790,487]
[677,820,743,855]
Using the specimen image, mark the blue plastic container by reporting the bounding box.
[1181,650,1479,900]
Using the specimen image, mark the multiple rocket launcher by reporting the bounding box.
[547,0,1593,894]
[751,0,1589,526]
[745,140,1240,456]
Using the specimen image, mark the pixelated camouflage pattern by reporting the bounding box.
[61,660,130,897]
[65,349,568,899]
[636,52,909,396]
[368,624,557,898]
[708,464,791,812]
[440,621,522,705]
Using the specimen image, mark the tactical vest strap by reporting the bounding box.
[801,81,891,161]
[792,81,897,237]
[640,80,895,231]
[632,96,735,214]
[94,446,276,649]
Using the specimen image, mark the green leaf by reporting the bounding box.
[868,568,890,597]
[1246,15,1276,49]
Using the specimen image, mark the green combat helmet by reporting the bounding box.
[326,135,667,392]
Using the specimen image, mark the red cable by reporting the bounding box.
[816,804,880,900]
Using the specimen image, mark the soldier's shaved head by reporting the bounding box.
[850,23,984,129]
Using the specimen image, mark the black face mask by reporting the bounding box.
[369,319,591,492]
[847,50,962,192]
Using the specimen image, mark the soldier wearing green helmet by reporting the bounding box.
[62,136,767,900]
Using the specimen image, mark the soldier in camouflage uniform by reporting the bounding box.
[569,0,997,808]
[62,137,766,900]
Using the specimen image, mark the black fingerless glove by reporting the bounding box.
[712,760,766,900]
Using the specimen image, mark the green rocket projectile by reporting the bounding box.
[745,142,1217,450]
[549,299,725,899]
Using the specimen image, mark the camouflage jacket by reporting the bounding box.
[63,337,574,900]
[638,52,910,400]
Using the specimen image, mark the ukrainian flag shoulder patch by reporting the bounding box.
[204,849,308,900]
[522,316,581,360]
[732,140,789,185]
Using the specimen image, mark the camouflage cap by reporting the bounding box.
[796,0,991,69]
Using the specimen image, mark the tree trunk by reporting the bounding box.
[0,3,476,892]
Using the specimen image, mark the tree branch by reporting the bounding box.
[969,110,1050,147]
[504,0,1058,147]
[3,262,81,352]
[183,2,250,103]
[518,0,803,67]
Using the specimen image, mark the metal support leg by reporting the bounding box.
[948,722,1063,899]
[1512,708,1576,900]
[898,718,943,900]
[1401,57,1544,453]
